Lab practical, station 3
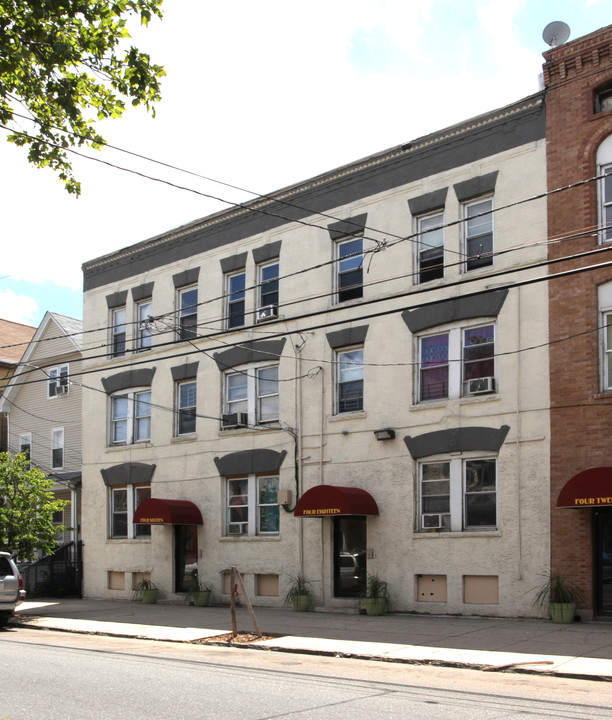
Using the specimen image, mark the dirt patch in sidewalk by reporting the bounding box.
[195,632,280,644]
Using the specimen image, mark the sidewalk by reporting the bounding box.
[13,598,612,682]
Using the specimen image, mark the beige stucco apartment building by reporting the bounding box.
[81,92,550,616]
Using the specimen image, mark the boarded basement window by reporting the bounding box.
[256,574,279,596]
[416,574,447,602]
[463,575,499,604]
[108,571,125,591]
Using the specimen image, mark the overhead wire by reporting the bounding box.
[3,248,612,396]
[1,217,609,363]
[2,105,610,317]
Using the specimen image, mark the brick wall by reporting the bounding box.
[544,25,612,612]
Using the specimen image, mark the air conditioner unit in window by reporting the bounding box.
[221,413,248,429]
[256,305,278,322]
[467,376,495,395]
[55,384,69,395]
[422,514,444,529]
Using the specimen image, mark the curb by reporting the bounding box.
[12,616,612,683]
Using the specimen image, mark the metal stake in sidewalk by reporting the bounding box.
[230,566,262,638]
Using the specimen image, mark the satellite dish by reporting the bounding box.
[543,21,570,47]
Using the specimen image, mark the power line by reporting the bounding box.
[1,217,608,365]
[3,250,612,394]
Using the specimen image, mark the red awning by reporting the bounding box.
[294,485,379,517]
[133,498,203,525]
[556,467,612,508]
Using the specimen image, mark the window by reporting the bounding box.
[336,237,363,302]
[225,271,246,329]
[110,390,151,445]
[600,282,612,391]
[336,347,364,413]
[51,428,64,469]
[136,300,152,351]
[226,475,279,536]
[48,364,69,398]
[224,364,279,426]
[110,307,126,357]
[604,310,612,392]
[177,286,198,340]
[176,381,196,435]
[257,262,279,317]
[110,484,151,538]
[595,86,612,114]
[419,457,497,531]
[19,432,31,461]
[418,324,495,402]
[600,165,612,243]
[463,198,493,270]
[416,212,444,283]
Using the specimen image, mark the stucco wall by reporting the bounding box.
[81,120,550,615]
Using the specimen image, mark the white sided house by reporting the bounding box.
[0,312,83,552]
[81,92,550,616]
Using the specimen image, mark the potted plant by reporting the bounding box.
[360,573,389,616]
[133,578,158,604]
[532,571,582,624]
[284,573,314,612]
[185,570,213,607]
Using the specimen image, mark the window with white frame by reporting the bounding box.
[604,310,612,391]
[110,484,151,538]
[600,165,612,243]
[19,432,31,462]
[48,364,69,398]
[418,457,497,532]
[176,380,197,435]
[257,262,279,318]
[597,136,612,243]
[418,324,495,402]
[225,271,246,329]
[177,286,198,340]
[135,299,152,351]
[336,347,364,413]
[336,237,363,303]
[224,364,279,427]
[226,475,279,536]
[110,306,126,357]
[416,212,444,283]
[51,427,64,469]
[463,198,493,270]
[600,282,612,391]
[110,389,151,445]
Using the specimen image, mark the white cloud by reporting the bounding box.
[0,290,39,324]
[0,0,603,307]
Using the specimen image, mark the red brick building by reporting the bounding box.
[543,24,612,618]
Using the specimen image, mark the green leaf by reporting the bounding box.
[0,0,165,195]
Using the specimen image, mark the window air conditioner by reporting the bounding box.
[256,305,278,322]
[422,514,444,529]
[55,383,69,395]
[221,413,248,429]
[467,376,495,395]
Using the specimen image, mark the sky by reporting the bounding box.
[1,0,610,327]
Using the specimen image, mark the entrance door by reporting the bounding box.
[333,516,366,597]
[174,525,198,593]
[595,508,612,616]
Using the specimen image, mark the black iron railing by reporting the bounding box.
[19,541,83,598]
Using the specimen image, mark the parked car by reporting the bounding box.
[0,552,25,627]
[339,551,366,592]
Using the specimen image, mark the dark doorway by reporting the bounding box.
[174,525,198,593]
[595,508,612,616]
[333,516,366,597]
